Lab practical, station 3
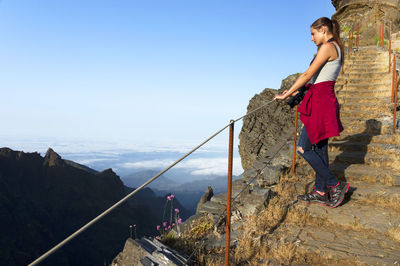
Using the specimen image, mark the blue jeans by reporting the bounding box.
[297,127,338,192]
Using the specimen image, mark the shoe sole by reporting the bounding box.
[297,199,328,206]
[329,182,350,208]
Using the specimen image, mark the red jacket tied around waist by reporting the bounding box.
[298,81,343,144]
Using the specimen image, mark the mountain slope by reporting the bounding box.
[0,147,164,266]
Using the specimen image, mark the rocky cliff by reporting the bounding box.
[332,0,400,46]
[0,147,172,265]
[238,73,300,170]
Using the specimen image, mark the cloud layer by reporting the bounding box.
[120,157,243,176]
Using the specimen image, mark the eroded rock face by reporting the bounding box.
[112,237,190,266]
[43,148,65,167]
[331,0,400,46]
[238,74,300,170]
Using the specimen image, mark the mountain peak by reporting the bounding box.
[43,147,64,167]
[97,168,118,177]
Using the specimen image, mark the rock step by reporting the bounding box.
[346,54,388,59]
[279,224,400,265]
[199,179,272,219]
[344,63,388,70]
[335,82,391,89]
[328,150,400,170]
[345,58,388,64]
[347,55,388,60]
[295,200,400,234]
[346,47,386,53]
[197,200,225,216]
[335,83,391,89]
[336,89,391,97]
[328,141,400,157]
[344,61,387,67]
[339,102,392,112]
[336,95,391,104]
[338,72,392,79]
[340,108,392,119]
[336,78,392,86]
[344,65,387,71]
[337,98,390,106]
[340,117,394,135]
[328,162,398,185]
[331,133,400,146]
[344,68,388,74]
[348,180,400,202]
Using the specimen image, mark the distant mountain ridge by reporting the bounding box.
[123,170,241,214]
[0,147,185,265]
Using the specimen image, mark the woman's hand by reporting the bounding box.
[274,89,290,100]
[274,93,287,100]
[274,89,300,100]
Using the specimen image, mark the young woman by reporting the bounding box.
[274,17,349,208]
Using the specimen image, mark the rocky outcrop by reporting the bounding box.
[112,237,190,266]
[332,0,400,46]
[43,148,65,167]
[195,186,213,214]
[238,73,300,170]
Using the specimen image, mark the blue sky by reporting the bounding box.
[0,0,336,152]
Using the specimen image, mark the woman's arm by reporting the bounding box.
[274,43,336,100]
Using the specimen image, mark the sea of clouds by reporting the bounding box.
[1,135,244,179]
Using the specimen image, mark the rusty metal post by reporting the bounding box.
[382,21,385,48]
[356,23,360,48]
[350,24,354,51]
[389,22,392,72]
[348,28,351,59]
[393,55,397,102]
[394,70,398,134]
[291,106,299,174]
[225,120,234,266]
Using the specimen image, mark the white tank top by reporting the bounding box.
[311,42,341,84]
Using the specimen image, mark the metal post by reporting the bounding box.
[356,23,360,48]
[382,21,385,48]
[225,121,234,266]
[348,28,351,59]
[350,24,354,51]
[394,70,398,134]
[389,22,392,73]
[393,55,397,103]
[291,106,298,174]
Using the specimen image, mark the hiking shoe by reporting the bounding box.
[297,191,329,206]
[329,181,350,208]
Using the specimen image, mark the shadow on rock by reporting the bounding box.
[330,119,382,183]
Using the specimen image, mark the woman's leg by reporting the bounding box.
[314,139,339,188]
[297,127,337,192]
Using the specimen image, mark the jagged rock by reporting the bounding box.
[112,237,190,266]
[197,201,225,216]
[238,74,299,170]
[195,186,213,214]
[210,193,227,205]
[43,148,64,167]
[257,165,282,187]
[241,143,291,187]
[238,187,272,217]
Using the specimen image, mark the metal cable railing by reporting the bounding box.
[28,99,277,266]
[186,135,292,263]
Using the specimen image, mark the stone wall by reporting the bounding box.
[331,0,400,46]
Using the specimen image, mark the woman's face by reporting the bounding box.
[310,26,325,46]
